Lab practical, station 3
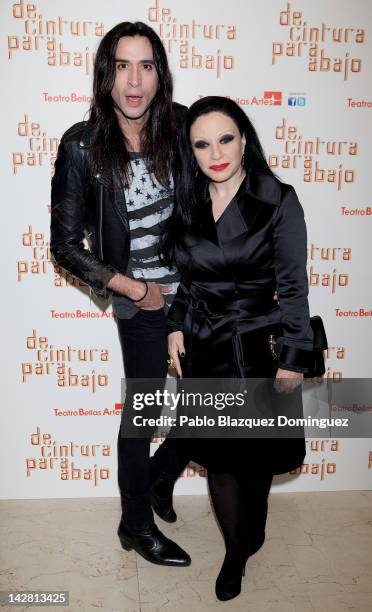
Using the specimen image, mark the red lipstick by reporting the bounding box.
[209,163,230,171]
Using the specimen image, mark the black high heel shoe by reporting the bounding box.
[247,531,266,558]
[215,533,266,601]
[215,555,247,602]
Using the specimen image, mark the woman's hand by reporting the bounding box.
[168,331,185,378]
[274,368,303,394]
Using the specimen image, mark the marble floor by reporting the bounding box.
[1,491,372,612]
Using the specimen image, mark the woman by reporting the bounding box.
[163,97,314,601]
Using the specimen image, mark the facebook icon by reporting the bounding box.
[288,95,307,107]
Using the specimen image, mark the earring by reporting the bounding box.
[241,153,245,167]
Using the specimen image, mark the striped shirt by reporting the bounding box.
[112,154,179,318]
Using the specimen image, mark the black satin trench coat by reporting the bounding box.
[167,171,313,476]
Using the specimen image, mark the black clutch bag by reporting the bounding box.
[268,315,327,378]
[233,316,328,379]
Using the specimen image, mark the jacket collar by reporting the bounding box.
[240,168,282,207]
[199,169,282,207]
[196,170,282,245]
[234,170,282,238]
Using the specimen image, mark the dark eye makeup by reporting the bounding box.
[220,134,234,144]
[193,134,235,149]
[194,140,208,149]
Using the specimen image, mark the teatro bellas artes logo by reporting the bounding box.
[272,2,365,80]
[148,0,237,78]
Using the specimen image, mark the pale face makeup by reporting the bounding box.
[190,112,246,184]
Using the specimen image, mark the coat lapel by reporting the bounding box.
[187,170,284,246]
[235,193,269,235]
[196,192,219,245]
[235,170,282,237]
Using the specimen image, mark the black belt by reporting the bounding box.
[184,291,276,342]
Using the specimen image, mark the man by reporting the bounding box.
[51,21,190,566]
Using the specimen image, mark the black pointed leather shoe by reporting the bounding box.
[117,520,191,566]
[150,475,177,523]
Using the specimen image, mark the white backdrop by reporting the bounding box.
[1,0,371,499]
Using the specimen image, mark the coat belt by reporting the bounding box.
[183,290,276,342]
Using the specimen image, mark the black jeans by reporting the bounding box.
[117,308,189,530]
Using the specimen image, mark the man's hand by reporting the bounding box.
[136,282,165,310]
[107,274,165,310]
[274,368,303,394]
[168,331,185,378]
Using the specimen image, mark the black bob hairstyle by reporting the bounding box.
[161,96,276,265]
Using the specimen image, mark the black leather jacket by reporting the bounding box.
[50,102,187,298]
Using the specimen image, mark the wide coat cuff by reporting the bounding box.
[278,343,314,373]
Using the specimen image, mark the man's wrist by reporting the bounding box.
[128,281,148,303]
[107,274,144,299]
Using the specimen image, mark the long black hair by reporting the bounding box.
[89,21,175,187]
[161,96,276,266]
